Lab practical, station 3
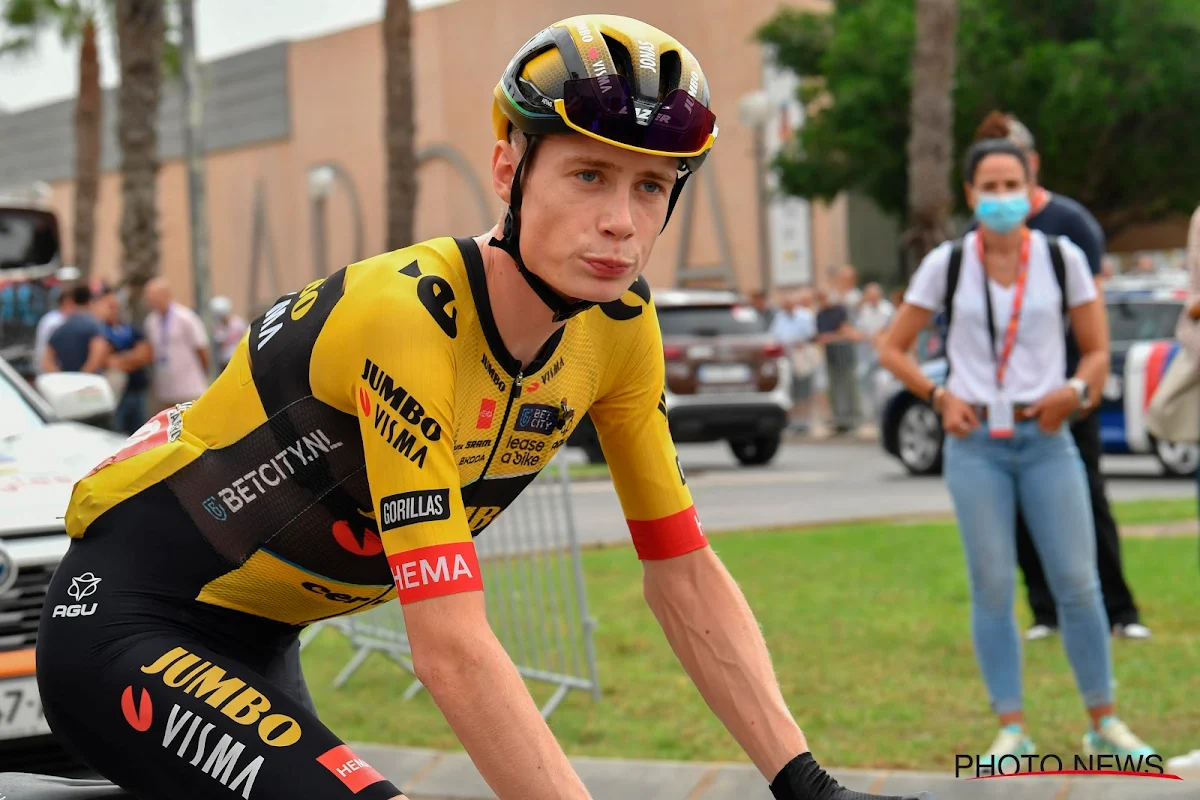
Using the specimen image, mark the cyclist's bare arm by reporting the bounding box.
[404,591,591,799]
[642,548,807,781]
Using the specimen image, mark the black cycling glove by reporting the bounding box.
[770,753,934,800]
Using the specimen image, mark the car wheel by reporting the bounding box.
[729,435,781,466]
[897,401,943,475]
[1151,436,1200,478]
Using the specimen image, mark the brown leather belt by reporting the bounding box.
[971,403,1032,421]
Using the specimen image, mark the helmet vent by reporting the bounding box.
[658,50,682,102]
[602,34,637,86]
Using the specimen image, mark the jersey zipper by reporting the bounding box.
[472,371,523,498]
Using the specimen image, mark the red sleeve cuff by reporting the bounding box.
[627,505,708,560]
[388,541,483,603]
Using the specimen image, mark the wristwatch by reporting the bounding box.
[1067,377,1090,408]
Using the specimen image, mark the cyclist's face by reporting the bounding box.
[493,133,676,303]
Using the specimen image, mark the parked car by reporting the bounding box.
[569,289,792,466]
[879,273,1199,476]
[0,186,66,382]
[0,356,124,773]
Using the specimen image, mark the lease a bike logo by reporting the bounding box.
[140,646,302,748]
[52,572,101,618]
[121,684,265,798]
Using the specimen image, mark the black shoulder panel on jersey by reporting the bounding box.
[598,275,652,321]
[247,268,348,416]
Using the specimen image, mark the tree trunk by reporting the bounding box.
[903,0,959,277]
[115,0,164,319]
[73,18,101,278]
[384,0,418,251]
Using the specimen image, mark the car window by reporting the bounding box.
[0,370,46,440]
[0,209,59,271]
[1105,300,1182,343]
[657,305,767,337]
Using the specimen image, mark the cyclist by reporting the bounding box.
[37,15,932,800]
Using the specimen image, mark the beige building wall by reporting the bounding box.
[48,0,842,316]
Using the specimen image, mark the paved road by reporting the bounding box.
[556,439,1196,548]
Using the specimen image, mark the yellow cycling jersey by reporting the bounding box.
[65,237,706,624]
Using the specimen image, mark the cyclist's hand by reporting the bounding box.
[939,391,978,439]
[770,753,935,800]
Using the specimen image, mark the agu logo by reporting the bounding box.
[52,572,102,618]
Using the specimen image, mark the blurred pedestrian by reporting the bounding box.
[1132,253,1155,274]
[879,138,1153,761]
[42,284,110,374]
[816,286,862,434]
[769,287,818,432]
[33,267,83,375]
[855,282,895,421]
[209,295,248,374]
[973,110,1149,641]
[93,287,152,435]
[143,277,210,410]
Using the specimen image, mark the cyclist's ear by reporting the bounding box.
[492,139,520,205]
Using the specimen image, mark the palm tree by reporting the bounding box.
[1,0,106,278]
[904,0,959,274]
[114,0,163,317]
[384,0,417,251]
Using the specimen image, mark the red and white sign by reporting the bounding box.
[388,541,483,604]
[83,404,188,479]
[317,744,387,794]
[476,398,496,429]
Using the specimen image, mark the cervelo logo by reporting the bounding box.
[318,744,387,794]
[140,647,302,748]
[209,430,343,516]
[121,685,264,799]
[53,572,101,618]
[388,541,482,604]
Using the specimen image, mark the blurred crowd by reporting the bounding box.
[33,276,244,435]
[752,264,896,438]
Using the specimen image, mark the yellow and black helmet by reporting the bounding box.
[492,14,717,177]
[488,15,717,322]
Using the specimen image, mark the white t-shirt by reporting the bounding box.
[905,231,1097,405]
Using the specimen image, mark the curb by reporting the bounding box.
[348,744,1200,800]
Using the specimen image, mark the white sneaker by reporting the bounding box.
[1114,623,1153,640]
[1025,624,1057,641]
[978,725,1037,774]
[1167,749,1200,771]
[1084,716,1155,758]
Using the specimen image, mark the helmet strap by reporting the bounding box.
[662,168,690,232]
[488,136,597,324]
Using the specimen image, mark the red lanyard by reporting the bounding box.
[976,230,1031,389]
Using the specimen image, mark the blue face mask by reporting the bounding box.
[975,192,1031,233]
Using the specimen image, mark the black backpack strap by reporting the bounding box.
[1046,235,1069,319]
[941,239,964,382]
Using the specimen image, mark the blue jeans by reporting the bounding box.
[944,420,1114,714]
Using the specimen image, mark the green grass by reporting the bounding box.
[301,501,1200,772]
[566,462,611,481]
[1112,497,1196,527]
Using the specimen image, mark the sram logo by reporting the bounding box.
[388,541,482,603]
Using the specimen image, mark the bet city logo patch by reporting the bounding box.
[121,684,265,798]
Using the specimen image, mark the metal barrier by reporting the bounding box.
[306,454,601,718]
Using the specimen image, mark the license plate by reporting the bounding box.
[0,675,51,740]
[697,363,752,384]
